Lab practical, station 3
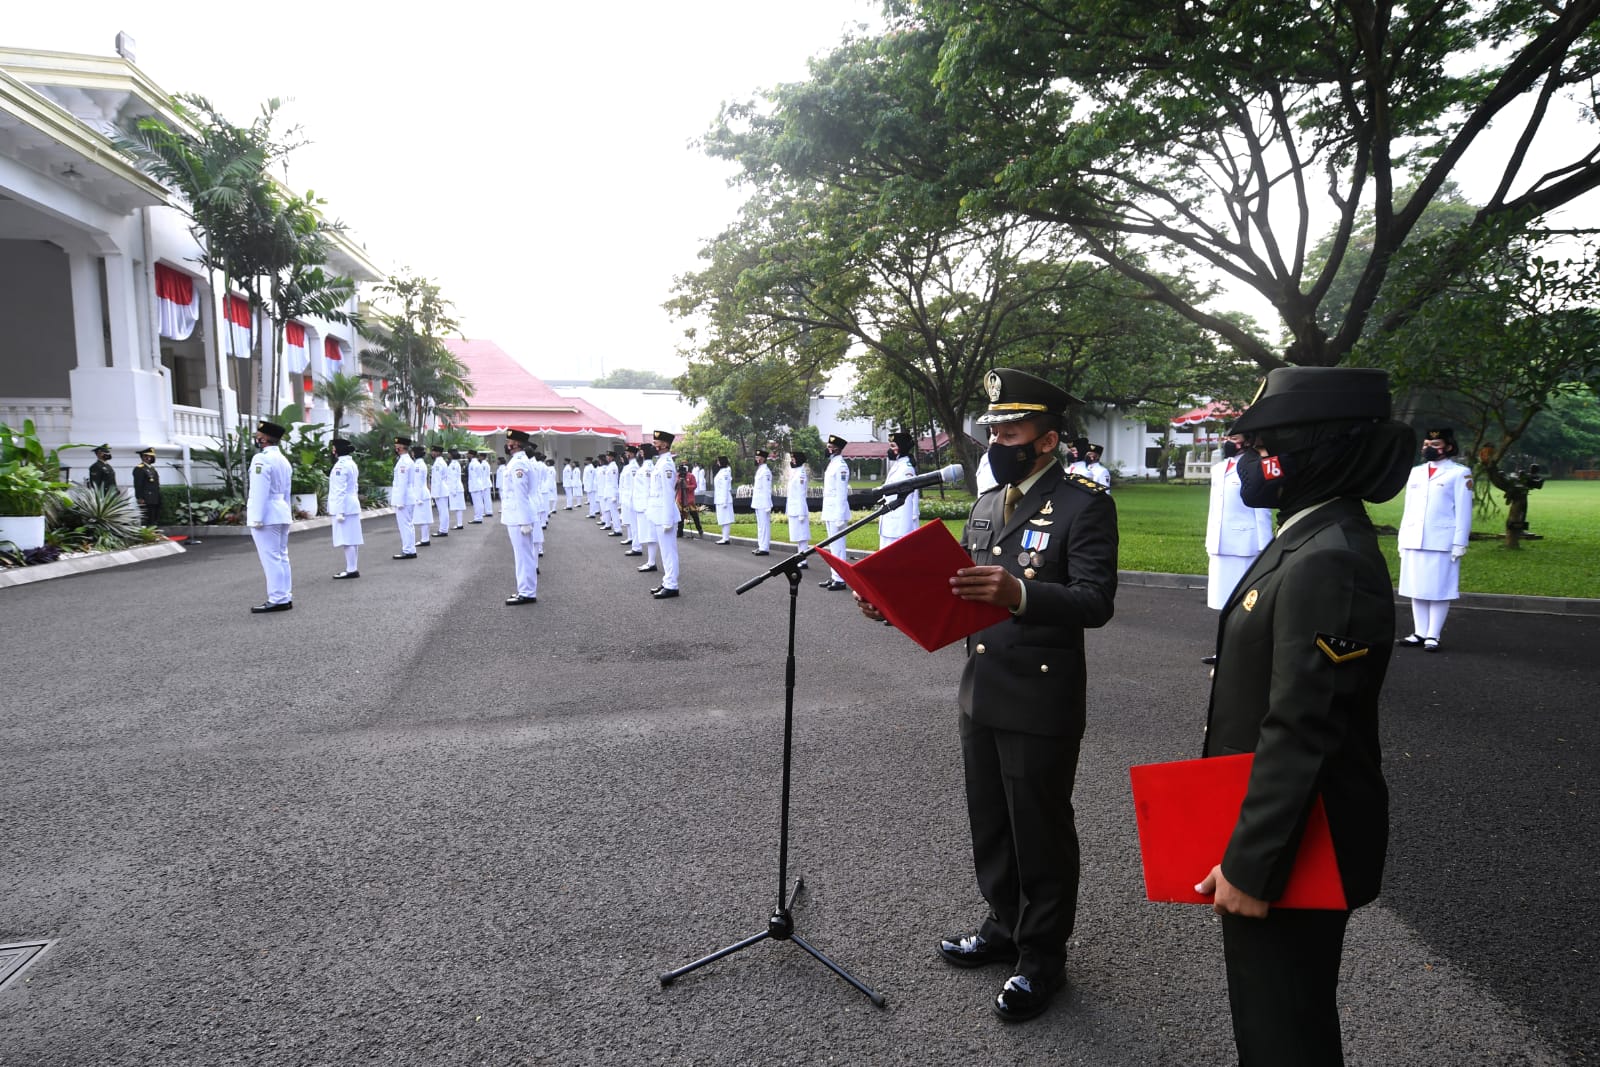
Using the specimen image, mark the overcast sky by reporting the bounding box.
[9,1,880,382]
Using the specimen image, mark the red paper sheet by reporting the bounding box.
[1128,752,1348,910]
[815,520,1010,652]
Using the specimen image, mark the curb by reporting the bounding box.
[158,507,398,538]
[0,540,186,589]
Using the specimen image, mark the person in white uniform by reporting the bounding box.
[631,444,657,565]
[1205,434,1275,610]
[501,430,540,605]
[819,434,853,589]
[428,445,453,537]
[583,458,598,518]
[494,455,507,515]
[327,437,363,579]
[693,464,708,513]
[246,420,294,613]
[712,456,735,543]
[1082,444,1112,490]
[562,461,577,510]
[648,430,682,598]
[447,449,466,529]
[618,445,639,542]
[600,451,620,532]
[784,451,813,567]
[410,445,432,547]
[391,435,417,559]
[750,449,774,555]
[878,430,920,550]
[467,450,489,523]
[1065,437,1090,477]
[1397,426,1474,651]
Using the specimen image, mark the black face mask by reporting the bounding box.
[1222,440,1241,459]
[790,458,803,468]
[886,448,898,460]
[1421,446,1443,462]
[1236,448,1293,509]
[987,435,1044,486]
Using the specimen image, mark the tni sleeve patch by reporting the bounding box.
[1314,633,1370,664]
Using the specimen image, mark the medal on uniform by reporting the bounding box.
[1020,529,1050,554]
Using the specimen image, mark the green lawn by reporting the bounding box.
[722,479,1600,598]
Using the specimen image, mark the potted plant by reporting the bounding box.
[289,463,328,518]
[0,461,70,551]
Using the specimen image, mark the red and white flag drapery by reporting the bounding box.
[154,264,201,340]
[321,336,346,379]
[224,294,253,359]
[285,321,311,374]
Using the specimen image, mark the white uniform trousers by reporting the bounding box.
[1207,553,1257,611]
[414,499,432,543]
[395,506,416,554]
[250,524,292,604]
[588,493,600,518]
[471,491,486,522]
[620,501,634,537]
[755,509,772,552]
[656,521,680,590]
[434,495,452,533]
[508,524,539,598]
[824,519,848,581]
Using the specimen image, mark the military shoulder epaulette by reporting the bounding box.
[1066,473,1108,495]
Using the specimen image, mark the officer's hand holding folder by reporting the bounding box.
[815,520,1010,652]
[1128,753,1347,910]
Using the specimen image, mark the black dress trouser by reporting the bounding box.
[1222,907,1352,1066]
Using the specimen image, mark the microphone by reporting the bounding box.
[872,463,964,500]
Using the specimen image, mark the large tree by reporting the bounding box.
[766,3,1600,369]
[360,273,469,436]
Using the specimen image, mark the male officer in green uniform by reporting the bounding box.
[1196,367,1415,1065]
[855,367,1117,1023]
[132,447,161,526]
[88,445,116,491]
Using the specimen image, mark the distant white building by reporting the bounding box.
[0,41,383,484]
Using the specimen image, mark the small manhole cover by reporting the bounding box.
[0,940,51,991]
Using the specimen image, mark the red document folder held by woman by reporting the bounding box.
[814,520,1010,652]
[1128,752,1348,910]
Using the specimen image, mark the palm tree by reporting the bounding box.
[320,372,373,440]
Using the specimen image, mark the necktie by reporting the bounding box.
[1004,485,1024,524]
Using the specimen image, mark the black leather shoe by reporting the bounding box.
[796,560,808,569]
[1423,637,1440,652]
[637,564,658,573]
[454,525,464,530]
[332,570,360,580]
[250,602,293,614]
[435,531,448,538]
[937,934,1018,970]
[417,540,430,548]
[652,587,680,599]
[504,595,537,605]
[752,550,770,556]
[818,578,833,587]
[992,971,1065,1023]
[825,580,847,591]
[607,531,622,537]
[624,550,643,557]
[1399,633,1425,647]
[392,552,417,560]
[1201,654,1218,665]
[469,520,483,524]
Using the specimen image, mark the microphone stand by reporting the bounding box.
[659,494,914,1008]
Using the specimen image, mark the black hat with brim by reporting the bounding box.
[827,434,848,450]
[507,429,531,444]
[256,421,287,440]
[1229,367,1392,435]
[976,368,1082,426]
[395,435,412,447]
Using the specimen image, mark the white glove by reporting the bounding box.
[520,525,533,536]
[1451,544,1468,561]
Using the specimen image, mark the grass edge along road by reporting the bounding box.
[718,480,1599,599]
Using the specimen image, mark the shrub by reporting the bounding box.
[47,484,146,550]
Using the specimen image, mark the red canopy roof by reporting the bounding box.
[445,339,637,438]
[1171,401,1240,427]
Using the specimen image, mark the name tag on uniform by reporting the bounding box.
[970,519,992,530]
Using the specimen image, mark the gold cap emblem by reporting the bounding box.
[985,370,1003,403]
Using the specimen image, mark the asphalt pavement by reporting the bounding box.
[1,507,1594,1065]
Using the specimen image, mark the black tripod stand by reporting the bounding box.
[658,496,911,1007]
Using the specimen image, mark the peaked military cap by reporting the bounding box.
[755,449,770,459]
[827,434,849,450]
[394,435,412,446]
[1229,367,1392,434]
[138,446,156,456]
[507,429,531,444]
[94,444,112,454]
[1423,426,1457,450]
[429,444,444,453]
[256,420,287,440]
[653,429,676,447]
[977,369,1083,425]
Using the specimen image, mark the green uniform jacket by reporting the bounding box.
[959,461,1118,736]
[1203,496,1392,908]
[133,462,160,509]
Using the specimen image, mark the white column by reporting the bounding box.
[67,252,107,370]
[68,254,174,447]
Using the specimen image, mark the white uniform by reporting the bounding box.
[1204,455,1275,610]
[468,457,490,521]
[650,449,681,591]
[619,458,638,537]
[391,452,417,555]
[543,461,558,522]
[1082,460,1112,490]
[448,458,466,525]
[820,451,852,582]
[693,466,708,509]
[1398,457,1473,642]
[502,451,540,599]
[411,457,432,543]
[632,456,657,557]
[601,460,619,530]
[713,465,735,540]
[784,464,812,550]
[752,462,774,552]
[430,456,452,534]
[877,454,919,549]
[562,463,578,509]
[583,462,598,516]
[247,444,294,605]
[328,454,363,573]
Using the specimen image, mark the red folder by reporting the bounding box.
[1128,753,1347,910]
[815,520,1010,652]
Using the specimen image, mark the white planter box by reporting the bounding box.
[292,493,319,517]
[0,514,46,551]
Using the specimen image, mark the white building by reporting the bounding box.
[0,41,383,484]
